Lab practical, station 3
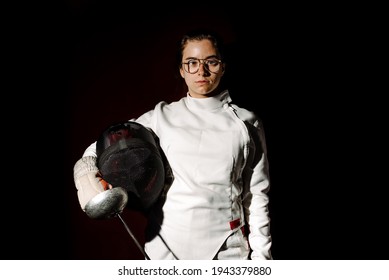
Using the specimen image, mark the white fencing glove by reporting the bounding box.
[73,156,109,211]
[74,156,128,219]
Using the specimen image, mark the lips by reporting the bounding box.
[195,80,211,85]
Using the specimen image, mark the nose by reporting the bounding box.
[197,61,210,75]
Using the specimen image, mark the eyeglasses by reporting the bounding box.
[181,58,222,74]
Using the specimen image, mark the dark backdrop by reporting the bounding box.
[3,2,386,260]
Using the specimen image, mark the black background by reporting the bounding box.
[3,1,386,260]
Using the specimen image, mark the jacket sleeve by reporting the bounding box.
[242,119,272,260]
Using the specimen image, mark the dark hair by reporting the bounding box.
[176,29,226,68]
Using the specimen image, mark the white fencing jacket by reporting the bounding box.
[83,90,272,260]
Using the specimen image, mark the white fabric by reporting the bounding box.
[213,228,250,260]
[82,90,272,259]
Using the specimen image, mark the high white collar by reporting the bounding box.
[185,90,231,111]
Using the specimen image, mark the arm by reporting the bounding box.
[242,120,272,260]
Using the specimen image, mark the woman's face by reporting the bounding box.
[179,39,225,98]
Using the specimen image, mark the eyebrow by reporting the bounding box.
[183,55,219,61]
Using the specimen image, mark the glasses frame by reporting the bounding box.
[181,58,223,74]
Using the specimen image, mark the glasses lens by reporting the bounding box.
[205,59,220,74]
[186,60,198,73]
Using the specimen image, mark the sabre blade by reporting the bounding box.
[117,213,150,260]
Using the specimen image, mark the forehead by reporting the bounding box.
[183,39,217,58]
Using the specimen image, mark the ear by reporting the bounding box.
[179,68,185,78]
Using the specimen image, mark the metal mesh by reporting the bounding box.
[96,122,165,211]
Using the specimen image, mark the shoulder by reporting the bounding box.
[230,103,262,127]
[154,96,186,111]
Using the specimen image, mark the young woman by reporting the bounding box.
[73,29,272,260]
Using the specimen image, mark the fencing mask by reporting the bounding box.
[96,121,165,211]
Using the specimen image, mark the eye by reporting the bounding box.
[187,59,199,67]
[206,59,220,66]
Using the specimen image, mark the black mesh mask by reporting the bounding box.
[96,121,165,211]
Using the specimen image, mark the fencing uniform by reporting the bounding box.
[82,90,272,260]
